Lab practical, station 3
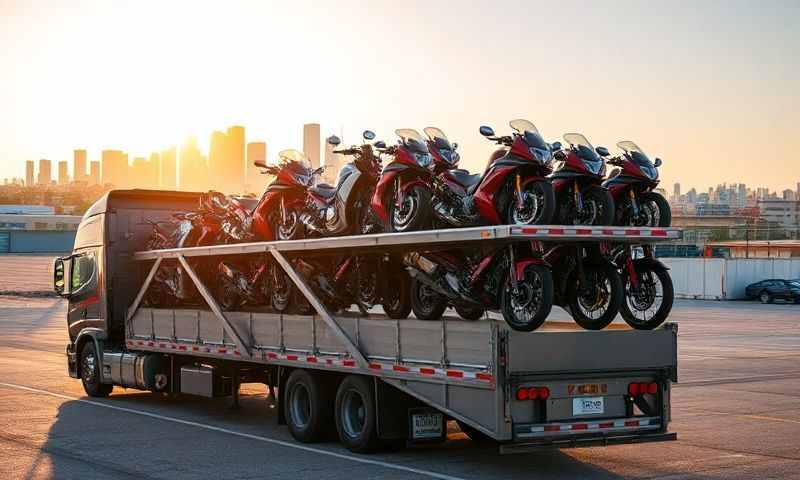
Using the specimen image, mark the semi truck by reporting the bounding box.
[55,190,679,453]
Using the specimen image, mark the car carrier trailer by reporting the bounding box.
[56,190,681,453]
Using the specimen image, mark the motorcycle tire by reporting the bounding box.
[584,185,615,226]
[410,278,447,320]
[271,271,292,313]
[275,207,304,241]
[500,263,553,332]
[638,191,672,227]
[506,179,555,225]
[389,186,432,233]
[216,277,244,311]
[621,265,674,330]
[567,263,623,330]
[382,269,412,319]
[454,304,485,321]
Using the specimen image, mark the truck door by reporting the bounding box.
[67,249,103,338]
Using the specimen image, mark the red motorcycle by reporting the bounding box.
[603,141,670,227]
[549,133,615,225]
[370,129,435,232]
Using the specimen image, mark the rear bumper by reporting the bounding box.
[499,431,677,454]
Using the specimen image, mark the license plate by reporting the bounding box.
[572,396,604,416]
[411,412,443,439]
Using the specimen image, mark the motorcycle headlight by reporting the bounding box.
[530,147,553,166]
[583,159,603,175]
[415,152,433,168]
[439,148,455,164]
[642,164,658,180]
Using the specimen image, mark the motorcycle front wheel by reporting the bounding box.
[634,192,671,227]
[567,263,623,330]
[389,186,432,232]
[381,268,412,319]
[500,264,553,332]
[621,265,674,330]
[507,180,555,225]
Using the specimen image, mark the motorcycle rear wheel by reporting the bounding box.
[567,263,623,330]
[410,278,447,320]
[382,269,412,319]
[500,264,553,332]
[621,265,673,330]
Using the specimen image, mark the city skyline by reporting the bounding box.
[1,1,798,193]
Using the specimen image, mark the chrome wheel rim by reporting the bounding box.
[577,270,611,319]
[278,211,299,240]
[341,389,366,438]
[625,270,663,324]
[82,351,96,384]
[508,270,543,325]
[512,186,543,224]
[416,283,439,316]
[393,192,418,230]
[289,383,311,429]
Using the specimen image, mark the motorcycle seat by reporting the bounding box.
[310,184,336,199]
[448,169,482,189]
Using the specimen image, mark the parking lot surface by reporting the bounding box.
[0,255,798,479]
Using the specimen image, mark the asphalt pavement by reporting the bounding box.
[0,255,798,479]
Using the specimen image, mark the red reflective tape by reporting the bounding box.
[369,363,382,370]
[602,229,614,235]
[178,345,187,351]
[625,229,640,236]
[446,370,464,378]
[544,425,560,432]
[571,423,588,430]
[306,357,317,363]
[137,341,144,346]
[192,346,199,351]
[625,420,639,427]
[475,372,494,381]
[419,367,436,375]
[267,352,278,359]
[599,422,614,429]
[392,365,409,372]
[169,344,176,349]
[234,350,241,356]
[286,354,298,361]
[147,341,154,346]
[342,359,356,367]
[521,227,538,234]
[158,343,166,348]
[651,229,668,237]
[218,348,227,354]
[575,228,592,235]
[548,228,565,235]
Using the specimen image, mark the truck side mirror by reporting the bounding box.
[54,257,71,297]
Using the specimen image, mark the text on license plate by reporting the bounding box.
[411,412,443,439]
[572,396,604,416]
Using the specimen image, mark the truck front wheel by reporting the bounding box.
[80,341,112,397]
[335,375,380,453]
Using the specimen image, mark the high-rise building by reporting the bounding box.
[673,183,681,202]
[130,156,159,188]
[73,149,87,183]
[89,161,100,185]
[160,147,177,189]
[58,161,69,185]
[179,136,208,191]
[101,150,128,187]
[37,159,52,185]
[303,123,321,169]
[25,160,34,186]
[208,130,228,191]
[227,125,245,193]
[246,141,267,193]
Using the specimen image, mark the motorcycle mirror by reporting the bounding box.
[373,140,386,149]
[479,125,495,137]
[362,130,376,141]
[253,160,268,169]
[654,158,662,167]
[327,135,341,146]
[452,142,458,149]
[550,141,562,152]
[595,146,610,157]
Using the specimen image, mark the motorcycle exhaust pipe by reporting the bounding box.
[403,252,439,275]
[407,268,458,299]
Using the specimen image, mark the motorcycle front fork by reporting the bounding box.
[628,190,640,218]
[573,182,584,211]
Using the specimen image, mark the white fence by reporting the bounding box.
[661,257,800,300]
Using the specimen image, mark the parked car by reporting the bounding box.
[744,279,800,304]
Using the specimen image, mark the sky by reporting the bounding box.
[0,0,798,192]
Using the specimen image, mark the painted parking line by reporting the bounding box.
[0,382,466,480]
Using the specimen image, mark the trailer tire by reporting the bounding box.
[284,369,334,443]
[335,375,380,453]
[80,341,112,398]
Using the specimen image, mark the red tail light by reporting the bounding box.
[516,386,550,401]
[628,382,658,396]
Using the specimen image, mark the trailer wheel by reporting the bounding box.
[335,375,380,453]
[80,341,112,397]
[284,370,334,443]
[410,278,447,320]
